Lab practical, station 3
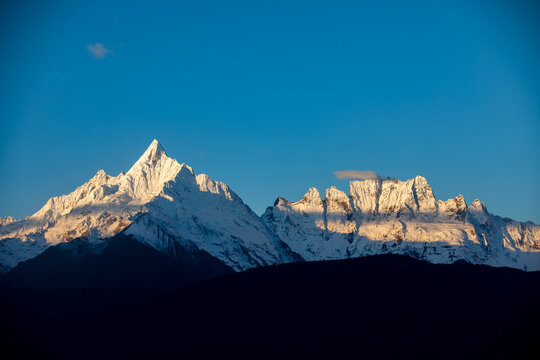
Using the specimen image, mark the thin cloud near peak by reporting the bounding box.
[87,43,113,59]
[334,170,380,180]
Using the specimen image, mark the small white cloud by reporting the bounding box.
[334,170,380,180]
[87,43,113,59]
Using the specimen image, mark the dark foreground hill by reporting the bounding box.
[1,254,539,360]
[4,233,234,289]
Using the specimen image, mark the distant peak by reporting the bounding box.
[469,199,487,213]
[274,196,289,206]
[90,169,110,183]
[325,186,347,197]
[0,216,17,226]
[300,187,323,204]
[305,187,321,198]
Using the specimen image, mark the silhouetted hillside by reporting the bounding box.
[5,233,233,289]
[1,255,539,359]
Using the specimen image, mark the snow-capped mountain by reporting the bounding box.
[262,177,540,270]
[0,140,294,273]
[1,140,539,275]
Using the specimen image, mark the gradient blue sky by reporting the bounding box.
[1,0,539,222]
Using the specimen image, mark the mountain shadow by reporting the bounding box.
[5,233,234,289]
[1,254,538,359]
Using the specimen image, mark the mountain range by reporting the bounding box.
[1,139,538,282]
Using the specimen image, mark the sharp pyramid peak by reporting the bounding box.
[149,138,163,149]
[143,139,166,159]
[127,139,169,173]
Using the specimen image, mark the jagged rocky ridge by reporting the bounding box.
[0,140,538,274]
[262,179,540,270]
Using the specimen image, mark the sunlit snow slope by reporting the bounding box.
[262,178,540,270]
[0,140,293,273]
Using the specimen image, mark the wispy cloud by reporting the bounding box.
[334,170,380,180]
[87,43,113,59]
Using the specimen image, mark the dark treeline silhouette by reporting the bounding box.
[1,254,539,359]
[4,233,234,289]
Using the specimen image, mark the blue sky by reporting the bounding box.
[1,0,539,222]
